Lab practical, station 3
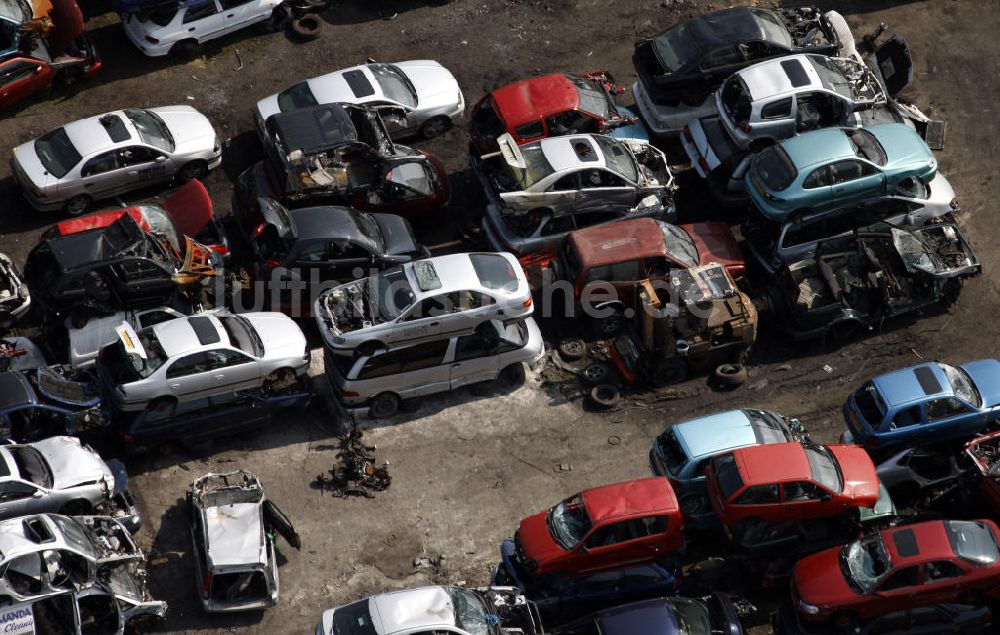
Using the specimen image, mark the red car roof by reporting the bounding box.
[490,74,580,128]
[883,521,962,566]
[733,442,812,485]
[48,208,149,239]
[581,477,678,521]
[569,218,669,269]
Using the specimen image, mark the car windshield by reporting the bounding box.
[841,534,890,594]
[847,129,887,166]
[330,599,377,635]
[666,597,712,635]
[946,520,1000,565]
[50,516,97,559]
[572,77,612,119]
[658,429,688,477]
[751,9,794,48]
[713,453,744,500]
[511,144,555,189]
[754,146,796,191]
[374,266,415,320]
[652,23,700,73]
[470,254,518,292]
[808,57,854,99]
[940,363,982,408]
[546,494,592,550]
[594,136,638,182]
[125,109,175,152]
[369,64,417,108]
[219,316,261,357]
[805,445,843,493]
[276,81,318,112]
[447,588,498,635]
[657,222,698,268]
[140,206,181,253]
[387,161,436,196]
[746,409,790,444]
[34,128,82,179]
[354,213,386,252]
[8,446,52,488]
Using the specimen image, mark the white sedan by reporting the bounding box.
[11,107,221,215]
[255,60,464,140]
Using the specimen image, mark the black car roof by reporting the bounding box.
[687,7,780,50]
[0,372,36,410]
[47,215,146,272]
[267,104,358,156]
[289,206,376,246]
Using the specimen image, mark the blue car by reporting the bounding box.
[0,368,103,441]
[550,595,744,635]
[649,408,807,524]
[842,360,1000,452]
[745,123,938,222]
[493,540,681,623]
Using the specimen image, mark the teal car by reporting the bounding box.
[745,123,938,222]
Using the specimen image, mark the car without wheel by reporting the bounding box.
[11,106,221,215]
[255,59,464,141]
[96,312,310,412]
[314,252,532,356]
[0,366,104,442]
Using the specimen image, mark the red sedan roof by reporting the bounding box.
[733,442,812,485]
[490,74,579,128]
[569,218,668,269]
[883,521,961,566]
[581,477,678,522]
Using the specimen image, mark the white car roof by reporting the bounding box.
[0,516,75,561]
[370,587,457,634]
[61,111,137,159]
[402,253,521,303]
[205,502,266,567]
[152,315,227,359]
[308,64,384,106]
[739,54,824,102]
[538,134,609,173]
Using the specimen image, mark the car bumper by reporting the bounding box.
[121,17,172,57]
[16,183,65,212]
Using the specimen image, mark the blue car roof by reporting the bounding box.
[672,409,756,461]
[873,363,952,408]
[779,127,856,170]
[597,598,680,635]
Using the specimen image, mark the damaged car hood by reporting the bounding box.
[31,436,112,491]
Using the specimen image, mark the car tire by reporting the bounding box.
[713,363,747,387]
[557,338,586,361]
[369,392,400,419]
[64,194,91,216]
[170,39,199,59]
[60,499,93,516]
[420,116,452,139]
[289,14,322,40]
[178,160,208,182]
[497,363,526,388]
[831,611,859,631]
[592,309,625,338]
[652,358,688,387]
[588,383,621,409]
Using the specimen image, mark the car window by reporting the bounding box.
[470,254,519,292]
[81,151,119,178]
[760,97,793,120]
[221,0,253,7]
[579,169,626,189]
[945,520,1000,565]
[166,352,211,378]
[830,160,877,184]
[118,146,163,167]
[515,121,545,139]
[547,111,597,136]
[593,136,638,182]
[754,146,796,191]
[847,129,888,166]
[584,520,634,548]
[138,311,180,330]
[733,484,779,505]
[540,215,575,237]
[548,173,579,192]
[783,481,823,502]
[296,243,328,263]
[327,599,378,635]
[403,295,450,321]
[740,40,781,61]
[890,406,922,429]
[925,398,968,422]
[183,2,219,23]
[454,331,499,362]
[356,349,406,380]
[924,560,964,583]
[34,127,82,179]
[397,340,450,373]
[0,481,36,502]
[879,566,919,591]
[0,61,40,87]
[720,76,752,123]
[803,166,833,189]
[329,240,370,259]
[702,46,742,69]
[207,349,253,369]
[713,453,744,500]
[632,515,668,536]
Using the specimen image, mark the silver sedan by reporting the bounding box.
[11,106,222,215]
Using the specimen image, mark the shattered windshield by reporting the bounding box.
[657,222,698,268]
[511,144,554,189]
[125,109,175,153]
[547,494,592,550]
[809,57,854,99]
[447,588,498,635]
[34,128,82,179]
[940,363,982,408]
[666,597,712,635]
[841,534,890,594]
[8,446,52,488]
[369,64,417,108]
[891,228,936,274]
[374,266,415,320]
[140,206,181,253]
[572,77,612,119]
[847,129,887,166]
[652,23,700,73]
[805,445,843,493]
[277,81,319,112]
[594,136,638,182]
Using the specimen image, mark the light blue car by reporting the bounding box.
[842,360,1000,453]
[648,408,807,525]
[745,123,938,222]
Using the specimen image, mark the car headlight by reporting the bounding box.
[797,599,820,615]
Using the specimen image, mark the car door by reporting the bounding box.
[578,520,643,572]
[118,145,171,188]
[780,481,826,523]
[757,97,794,141]
[872,565,922,613]
[924,397,978,440]
[800,164,834,208]
[77,150,123,199]
[220,0,267,34]
[449,331,502,389]
[205,349,261,392]
[381,340,451,398]
[0,59,52,109]
[881,405,924,447]
[539,172,581,214]
[390,295,448,345]
[921,560,968,604]
[0,481,43,518]
[164,352,214,401]
[728,483,780,523]
[574,168,636,214]
[827,160,885,209]
[180,0,225,43]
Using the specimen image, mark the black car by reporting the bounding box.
[24,214,222,322]
[550,595,744,635]
[633,6,843,106]
[235,197,426,289]
[773,603,991,635]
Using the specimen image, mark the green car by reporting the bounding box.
[745,123,938,222]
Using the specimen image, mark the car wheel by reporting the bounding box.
[369,392,400,419]
[357,340,384,357]
[588,383,621,409]
[582,362,611,385]
[420,116,452,140]
[289,14,322,40]
[264,368,296,391]
[178,160,208,182]
[592,309,625,338]
[170,39,199,59]
[59,499,92,516]
[557,338,586,361]
[713,363,747,388]
[148,397,176,412]
[652,358,688,387]
[497,363,526,388]
[64,194,91,216]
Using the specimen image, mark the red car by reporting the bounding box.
[513,477,683,577]
[706,443,880,526]
[469,72,640,155]
[0,0,101,110]
[965,431,1000,515]
[792,519,1000,628]
[39,179,229,257]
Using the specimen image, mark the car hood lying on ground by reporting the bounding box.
[371,213,419,256]
[395,60,462,111]
[961,359,1000,408]
[240,313,307,359]
[30,436,113,491]
[151,106,216,154]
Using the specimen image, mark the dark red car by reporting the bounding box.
[0,0,100,110]
[792,519,1000,628]
[965,430,1000,515]
[513,477,683,577]
[469,72,644,155]
[706,443,880,527]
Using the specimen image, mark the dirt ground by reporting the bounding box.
[2,0,1000,632]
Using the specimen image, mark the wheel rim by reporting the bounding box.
[181,163,205,181]
[584,364,608,383]
[66,197,88,215]
[560,340,583,357]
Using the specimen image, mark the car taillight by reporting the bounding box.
[739,121,752,133]
[145,35,159,44]
[342,391,360,398]
[118,431,135,444]
[202,572,212,598]
[522,297,532,308]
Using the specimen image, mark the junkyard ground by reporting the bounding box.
[2,0,999,632]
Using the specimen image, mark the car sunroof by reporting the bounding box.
[99,114,131,143]
[189,316,221,346]
[412,261,441,292]
[344,70,375,98]
[913,366,942,395]
[892,528,919,557]
[780,59,810,88]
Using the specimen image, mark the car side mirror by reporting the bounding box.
[31,491,43,498]
[155,155,167,162]
[820,493,832,502]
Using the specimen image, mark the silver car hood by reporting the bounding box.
[240,313,307,359]
[151,105,216,155]
[396,60,461,111]
[32,436,112,491]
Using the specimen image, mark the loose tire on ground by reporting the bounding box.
[557,338,585,361]
[651,358,687,387]
[588,384,621,409]
[582,362,611,385]
[713,363,747,387]
[290,14,321,40]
